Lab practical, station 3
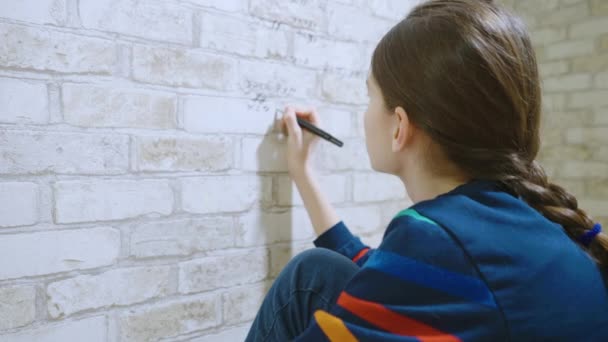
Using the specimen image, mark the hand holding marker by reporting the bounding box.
[295,116,343,147]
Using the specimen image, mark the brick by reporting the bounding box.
[130,217,234,258]
[0,227,119,279]
[592,0,608,15]
[545,40,594,60]
[548,179,585,198]
[540,127,563,146]
[570,17,608,38]
[314,139,373,171]
[238,60,317,98]
[317,107,355,138]
[63,84,176,129]
[538,145,592,161]
[559,161,608,179]
[336,205,384,235]
[0,182,38,227]
[132,45,236,89]
[536,2,589,26]
[235,208,315,247]
[186,0,247,12]
[180,175,270,214]
[601,35,608,52]
[222,282,268,324]
[565,127,608,145]
[54,179,173,223]
[241,135,288,172]
[530,27,567,45]
[0,0,66,25]
[514,0,559,13]
[580,199,608,216]
[134,135,233,172]
[183,95,277,134]
[0,316,106,342]
[200,12,289,59]
[365,0,420,20]
[119,294,219,342]
[249,0,327,30]
[0,78,48,124]
[595,72,608,88]
[47,266,171,318]
[0,131,129,175]
[542,110,593,128]
[353,173,405,202]
[538,61,569,77]
[293,33,366,70]
[572,53,608,72]
[79,0,192,44]
[543,73,592,92]
[178,249,268,293]
[0,23,115,74]
[569,91,608,108]
[327,3,392,42]
[542,93,567,111]
[321,72,367,104]
[276,174,347,206]
[189,325,250,342]
[593,146,608,162]
[586,179,608,198]
[270,243,311,277]
[593,107,608,124]
[0,285,36,330]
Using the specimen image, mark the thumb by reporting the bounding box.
[283,107,302,139]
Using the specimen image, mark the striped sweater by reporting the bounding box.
[294,180,608,341]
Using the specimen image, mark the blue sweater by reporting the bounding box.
[294,180,608,341]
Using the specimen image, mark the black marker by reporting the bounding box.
[297,117,344,148]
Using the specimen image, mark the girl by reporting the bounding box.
[245,0,608,341]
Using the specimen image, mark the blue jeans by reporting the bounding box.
[245,248,360,341]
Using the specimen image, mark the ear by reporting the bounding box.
[391,106,411,152]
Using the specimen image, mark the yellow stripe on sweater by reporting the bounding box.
[314,310,358,342]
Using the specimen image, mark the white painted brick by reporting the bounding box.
[183,95,277,134]
[119,294,219,342]
[0,23,115,74]
[530,27,567,45]
[0,182,38,227]
[514,0,559,12]
[0,78,48,124]
[327,3,392,42]
[200,12,289,59]
[570,90,608,108]
[180,175,270,214]
[0,285,36,330]
[566,127,608,145]
[186,0,247,12]
[54,179,173,223]
[47,266,172,318]
[130,217,234,258]
[545,40,595,60]
[63,84,176,129]
[276,174,347,206]
[133,45,236,89]
[135,135,233,172]
[0,316,106,342]
[235,208,315,247]
[317,107,355,138]
[314,139,372,171]
[353,173,405,202]
[365,0,420,20]
[270,243,311,277]
[189,325,250,342]
[249,0,327,30]
[569,17,608,38]
[222,282,268,324]
[79,0,192,44]
[336,205,384,235]
[0,227,119,279]
[560,161,608,178]
[543,73,592,92]
[241,135,288,172]
[178,249,268,293]
[321,72,367,104]
[293,33,366,70]
[0,0,66,25]
[539,2,589,26]
[0,131,129,175]
[238,60,317,98]
[595,72,608,88]
[538,61,569,78]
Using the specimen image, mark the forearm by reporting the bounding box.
[291,167,340,237]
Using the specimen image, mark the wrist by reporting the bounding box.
[290,165,314,182]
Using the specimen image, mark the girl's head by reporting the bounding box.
[364,0,608,265]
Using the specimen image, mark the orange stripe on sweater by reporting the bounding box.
[352,248,370,263]
[337,292,461,342]
[314,310,358,342]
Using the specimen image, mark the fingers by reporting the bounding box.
[291,106,321,126]
[282,106,301,138]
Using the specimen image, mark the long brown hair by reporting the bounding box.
[371,0,608,265]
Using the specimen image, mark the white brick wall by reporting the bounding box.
[0,0,420,340]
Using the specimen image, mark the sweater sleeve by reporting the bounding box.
[313,221,373,266]
[296,209,506,341]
